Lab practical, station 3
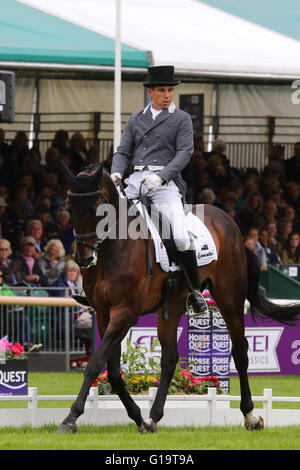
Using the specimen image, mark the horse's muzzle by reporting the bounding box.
[74,252,97,269]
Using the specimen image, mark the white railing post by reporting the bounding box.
[207,387,217,425]
[148,387,157,414]
[89,387,99,425]
[28,387,38,427]
[263,388,273,427]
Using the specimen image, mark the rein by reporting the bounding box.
[69,178,153,274]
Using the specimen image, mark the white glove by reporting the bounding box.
[141,174,163,191]
[111,173,122,184]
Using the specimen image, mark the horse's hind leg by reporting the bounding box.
[106,345,145,430]
[212,271,264,430]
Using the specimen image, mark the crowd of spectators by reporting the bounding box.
[183,134,300,270]
[0,127,300,349]
[1,128,300,286]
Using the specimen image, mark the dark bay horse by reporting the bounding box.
[57,163,300,434]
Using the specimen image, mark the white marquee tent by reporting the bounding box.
[1,0,300,153]
[17,0,300,80]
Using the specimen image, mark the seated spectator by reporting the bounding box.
[26,219,47,258]
[10,184,34,221]
[277,218,293,251]
[283,182,300,214]
[52,129,70,157]
[18,236,41,286]
[266,221,282,255]
[208,138,230,169]
[197,188,223,209]
[70,132,87,174]
[246,227,268,270]
[226,180,244,214]
[7,131,29,167]
[280,205,300,232]
[0,238,24,285]
[260,176,281,200]
[34,239,65,287]
[86,144,100,165]
[52,260,82,297]
[238,190,264,236]
[284,141,300,183]
[35,205,56,243]
[256,199,278,228]
[0,196,17,241]
[53,209,74,255]
[44,146,60,174]
[259,228,281,267]
[280,231,300,265]
[206,153,232,193]
[244,236,257,254]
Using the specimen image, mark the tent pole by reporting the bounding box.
[114,0,121,153]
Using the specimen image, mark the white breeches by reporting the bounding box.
[124,171,191,252]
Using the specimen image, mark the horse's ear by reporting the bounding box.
[60,161,76,185]
[89,164,104,186]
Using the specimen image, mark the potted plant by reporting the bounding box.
[0,337,28,395]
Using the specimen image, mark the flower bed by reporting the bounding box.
[92,337,223,396]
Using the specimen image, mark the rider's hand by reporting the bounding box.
[111,173,122,184]
[140,174,163,191]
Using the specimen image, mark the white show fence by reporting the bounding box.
[1,387,300,428]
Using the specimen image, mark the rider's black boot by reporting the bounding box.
[177,249,209,316]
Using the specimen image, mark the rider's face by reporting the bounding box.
[148,86,175,110]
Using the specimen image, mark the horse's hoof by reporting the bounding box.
[244,411,264,431]
[138,418,158,434]
[56,422,77,434]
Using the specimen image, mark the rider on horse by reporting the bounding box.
[110,65,208,316]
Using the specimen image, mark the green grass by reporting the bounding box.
[1,373,300,450]
[0,423,299,450]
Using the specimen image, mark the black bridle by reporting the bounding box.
[68,187,107,253]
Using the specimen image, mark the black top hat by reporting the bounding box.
[143,65,180,87]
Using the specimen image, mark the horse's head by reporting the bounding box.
[61,162,108,268]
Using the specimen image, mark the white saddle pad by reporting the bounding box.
[135,202,218,273]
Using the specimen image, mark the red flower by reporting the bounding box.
[10,343,24,356]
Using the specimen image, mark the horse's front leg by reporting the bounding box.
[57,311,139,434]
[141,310,181,433]
[107,345,145,430]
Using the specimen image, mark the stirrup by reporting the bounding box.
[186,289,209,317]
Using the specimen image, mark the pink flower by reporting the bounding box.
[192,377,201,386]
[0,337,12,352]
[181,369,192,378]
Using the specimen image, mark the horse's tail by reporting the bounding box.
[245,246,300,325]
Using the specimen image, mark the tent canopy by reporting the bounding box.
[0,0,149,67]
[5,0,299,80]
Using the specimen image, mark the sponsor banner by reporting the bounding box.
[0,360,28,395]
[188,310,231,394]
[231,315,300,375]
[94,313,188,367]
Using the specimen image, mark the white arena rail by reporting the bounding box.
[1,387,300,428]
